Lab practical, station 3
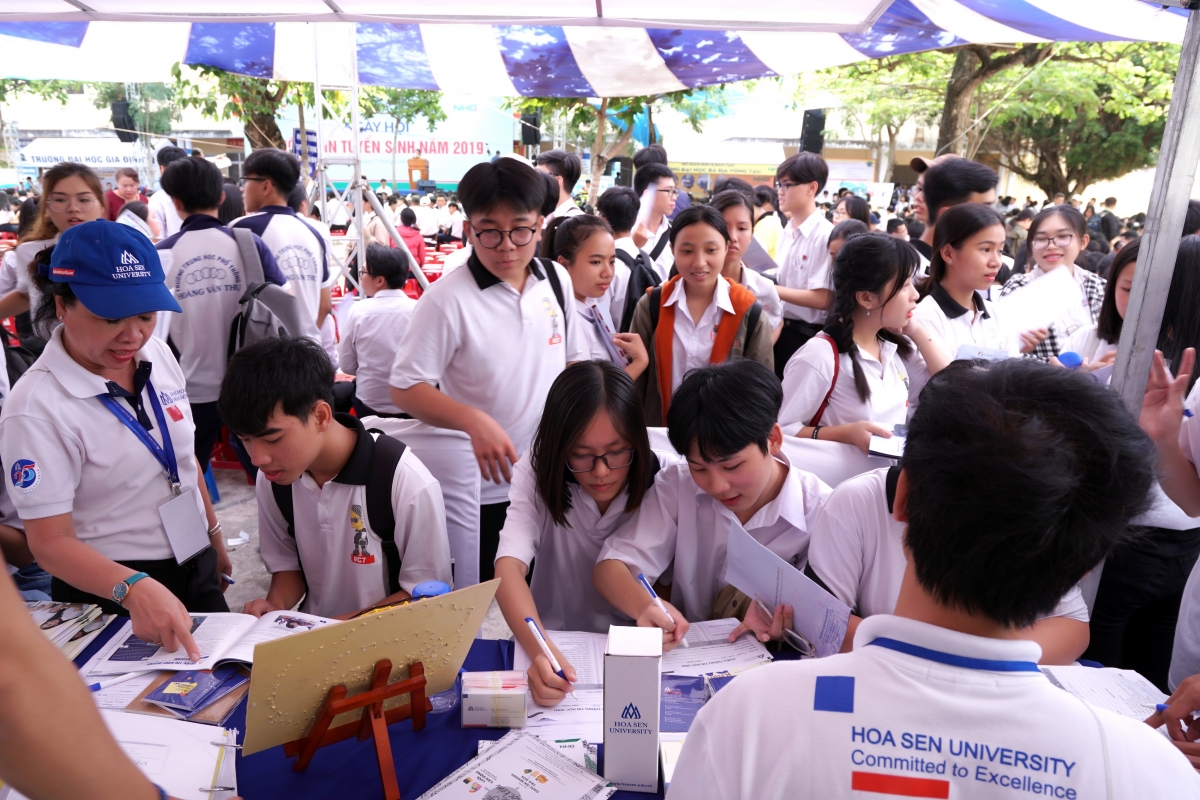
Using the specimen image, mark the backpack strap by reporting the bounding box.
[811,332,840,427]
[231,227,265,285]
[365,429,408,596]
[745,302,763,349]
[271,481,295,537]
[613,249,636,268]
[649,226,670,261]
[647,283,663,334]
[535,257,568,339]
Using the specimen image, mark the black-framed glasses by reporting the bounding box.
[1031,234,1077,249]
[566,449,635,473]
[775,181,797,192]
[475,226,537,249]
[238,176,269,186]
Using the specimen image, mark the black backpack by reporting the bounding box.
[614,249,662,333]
[533,257,569,338]
[271,429,408,595]
[0,328,37,390]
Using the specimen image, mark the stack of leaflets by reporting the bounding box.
[422,731,615,799]
[27,601,115,661]
[142,664,250,720]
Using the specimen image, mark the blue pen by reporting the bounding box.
[1157,703,1171,713]
[220,573,235,585]
[524,617,576,698]
[637,573,688,648]
[87,672,143,692]
[1185,409,1194,418]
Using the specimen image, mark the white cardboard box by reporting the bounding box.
[603,626,662,793]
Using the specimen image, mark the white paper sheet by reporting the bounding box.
[677,618,740,647]
[993,266,1080,339]
[90,671,164,710]
[661,635,773,676]
[514,630,607,689]
[1040,665,1166,721]
[723,519,851,658]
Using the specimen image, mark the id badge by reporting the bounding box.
[158,487,210,565]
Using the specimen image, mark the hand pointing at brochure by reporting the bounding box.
[729,600,794,644]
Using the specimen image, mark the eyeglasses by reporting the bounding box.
[474,226,537,249]
[659,188,679,197]
[47,195,98,213]
[565,449,635,473]
[238,176,269,187]
[1030,234,1077,249]
[775,181,797,192]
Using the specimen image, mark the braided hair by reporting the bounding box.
[822,232,917,403]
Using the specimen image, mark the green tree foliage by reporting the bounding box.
[91,83,179,137]
[0,80,77,166]
[358,88,448,185]
[171,63,293,150]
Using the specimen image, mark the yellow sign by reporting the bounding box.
[668,162,777,196]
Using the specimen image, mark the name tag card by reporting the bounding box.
[158,488,209,564]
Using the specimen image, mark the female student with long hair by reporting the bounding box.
[494,360,669,705]
[542,214,648,379]
[629,205,773,426]
[1062,238,1140,368]
[711,190,784,344]
[832,194,870,226]
[999,204,1104,360]
[827,219,868,263]
[779,233,951,451]
[913,203,1045,357]
[0,163,106,337]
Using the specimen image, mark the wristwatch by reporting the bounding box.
[112,572,150,606]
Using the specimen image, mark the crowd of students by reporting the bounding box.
[5,143,1200,798]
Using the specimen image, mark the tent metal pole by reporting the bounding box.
[1113,4,1200,413]
[363,190,429,290]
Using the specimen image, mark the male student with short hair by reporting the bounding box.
[594,358,831,647]
[536,149,584,224]
[339,244,416,419]
[772,152,835,377]
[668,358,1199,798]
[631,162,679,280]
[921,157,999,226]
[147,145,189,237]
[231,148,331,340]
[594,185,647,330]
[156,155,286,473]
[220,337,452,620]
[389,157,586,582]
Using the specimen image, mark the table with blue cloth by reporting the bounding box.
[72,630,664,800]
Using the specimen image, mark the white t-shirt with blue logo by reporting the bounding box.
[157,214,286,404]
[0,329,202,562]
[669,615,1200,799]
[231,205,332,339]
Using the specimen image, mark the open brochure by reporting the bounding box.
[85,610,337,675]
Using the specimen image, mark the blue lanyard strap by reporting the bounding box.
[866,637,1041,673]
[96,378,180,493]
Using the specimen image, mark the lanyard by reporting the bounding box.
[96,379,181,494]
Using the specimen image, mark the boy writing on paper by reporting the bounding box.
[668,359,1199,799]
[219,338,452,620]
[593,359,832,650]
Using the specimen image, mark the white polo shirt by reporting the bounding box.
[0,329,202,561]
[737,264,783,331]
[231,205,330,338]
[1063,325,1117,364]
[664,276,734,396]
[257,415,453,619]
[913,284,1018,358]
[775,210,834,325]
[156,214,286,404]
[598,453,832,621]
[338,289,418,415]
[389,254,586,504]
[547,198,583,224]
[807,468,1089,623]
[12,237,55,336]
[607,238,638,327]
[148,187,184,239]
[495,450,678,633]
[779,334,928,435]
[668,614,1199,799]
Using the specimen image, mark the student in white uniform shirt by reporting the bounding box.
[780,233,950,451]
[595,359,832,647]
[146,146,188,240]
[338,244,417,418]
[390,158,586,583]
[220,338,452,620]
[631,163,678,280]
[231,148,330,341]
[772,152,836,378]
[535,150,584,225]
[913,203,1035,360]
[0,221,231,662]
[808,462,1091,665]
[444,201,465,242]
[1000,205,1105,361]
[0,163,106,340]
[712,191,783,344]
[154,155,287,473]
[595,186,651,333]
[495,362,673,705]
[1062,237,1139,370]
[542,214,648,380]
[414,195,439,238]
[669,359,1200,799]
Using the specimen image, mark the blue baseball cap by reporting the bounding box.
[45,220,181,318]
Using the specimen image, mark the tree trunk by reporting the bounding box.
[392,115,399,186]
[298,100,309,177]
[590,98,610,195]
[886,125,898,183]
[244,113,287,150]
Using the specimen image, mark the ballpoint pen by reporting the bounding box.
[637,573,688,648]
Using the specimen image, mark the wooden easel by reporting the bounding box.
[283,659,431,800]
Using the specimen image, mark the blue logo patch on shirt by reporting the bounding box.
[813,675,855,713]
[10,459,40,493]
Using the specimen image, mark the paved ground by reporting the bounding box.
[211,467,513,639]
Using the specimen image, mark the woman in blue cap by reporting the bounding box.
[0,220,231,660]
